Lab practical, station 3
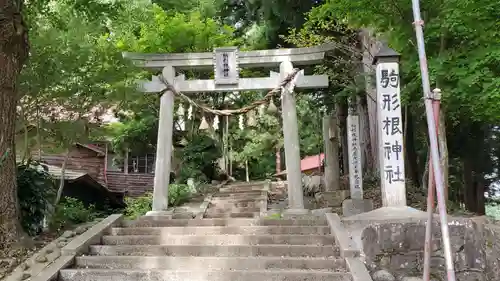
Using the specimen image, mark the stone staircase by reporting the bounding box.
[204,182,269,218]
[57,182,355,281]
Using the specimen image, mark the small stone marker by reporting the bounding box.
[346,105,363,199]
[342,99,373,216]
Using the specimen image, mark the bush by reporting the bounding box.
[487,200,500,219]
[124,193,152,220]
[124,184,191,219]
[169,184,190,206]
[50,197,98,231]
[176,134,221,184]
[17,161,56,236]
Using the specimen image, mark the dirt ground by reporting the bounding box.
[0,232,58,280]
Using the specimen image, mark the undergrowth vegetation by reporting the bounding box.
[124,184,191,219]
[49,197,101,232]
[17,162,55,236]
[486,200,500,219]
[17,161,103,235]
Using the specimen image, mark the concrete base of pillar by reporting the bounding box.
[282,208,310,218]
[145,210,174,217]
[315,190,350,207]
[311,207,333,217]
[342,199,374,217]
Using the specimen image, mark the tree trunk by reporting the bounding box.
[436,32,449,203]
[275,146,281,174]
[0,0,29,247]
[36,108,42,160]
[23,116,29,162]
[404,108,421,187]
[472,125,487,215]
[55,149,70,205]
[44,149,69,230]
[463,155,476,212]
[357,95,374,173]
[336,103,348,175]
[18,102,31,162]
[359,29,379,174]
[323,115,340,191]
[438,110,449,202]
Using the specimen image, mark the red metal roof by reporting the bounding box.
[300,153,324,171]
[275,153,324,176]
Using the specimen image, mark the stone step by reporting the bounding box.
[74,256,347,271]
[101,234,335,246]
[213,191,264,198]
[206,206,261,213]
[89,244,339,257]
[210,201,263,208]
[210,196,267,204]
[59,269,352,281]
[210,197,266,203]
[219,185,267,193]
[203,212,256,218]
[111,226,331,236]
[124,218,328,227]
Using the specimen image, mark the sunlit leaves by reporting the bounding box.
[19,0,137,148]
[312,0,500,122]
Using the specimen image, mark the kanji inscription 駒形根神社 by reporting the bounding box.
[376,60,406,206]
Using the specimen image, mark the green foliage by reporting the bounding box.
[124,184,192,219]
[265,212,283,219]
[312,0,500,122]
[124,193,153,220]
[231,95,324,179]
[49,197,99,231]
[168,184,191,206]
[17,162,56,236]
[486,203,500,220]
[275,0,500,210]
[177,135,221,183]
[216,0,324,47]
[112,4,239,53]
[284,12,360,113]
[106,2,239,166]
[106,118,158,156]
[19,0,137,152]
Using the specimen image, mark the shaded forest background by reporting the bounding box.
[0,0,499,246]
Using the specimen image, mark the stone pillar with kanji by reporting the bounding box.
[373,45,407,207]
[341,97,374,216]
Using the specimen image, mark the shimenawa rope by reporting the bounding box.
[158,68,300,116]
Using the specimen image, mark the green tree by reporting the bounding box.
[217,0,325,48]
[310,0,500,213]
[107,3,238,157]
[19,0,136,156]
[0,0,30,247]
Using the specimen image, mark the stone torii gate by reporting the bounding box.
[124,45,334,216]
